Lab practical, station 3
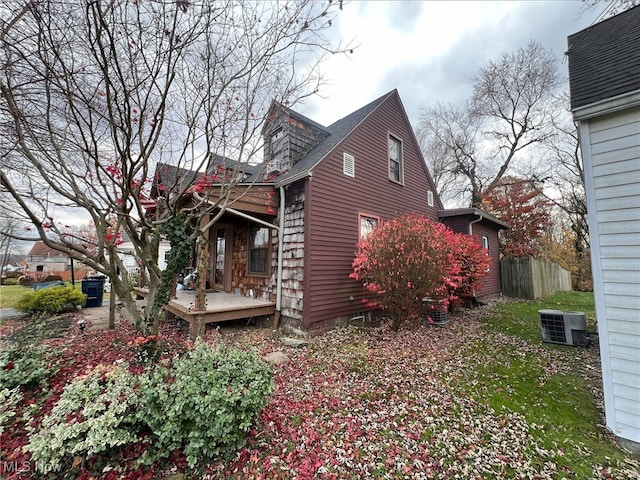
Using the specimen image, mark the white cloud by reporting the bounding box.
[299,1,603,126]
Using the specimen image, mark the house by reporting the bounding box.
[152,89,506,335]
[439,208,509,299]
[116,233,171,273]
[26,241,71,274]
[567,5,640,452]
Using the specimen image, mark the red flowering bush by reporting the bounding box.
[350,213,490,330]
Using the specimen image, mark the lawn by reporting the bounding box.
[1,292,638,479]
[0,284,109,311]
[0,285,28,309]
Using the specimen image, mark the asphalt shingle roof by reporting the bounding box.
[274,90,395,186]
[567,5,640,110]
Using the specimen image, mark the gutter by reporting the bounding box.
[468,210,483,235]
[273,186,285,331]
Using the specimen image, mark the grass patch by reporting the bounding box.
[1,282,106,311]
[481,291,597,343]
[451,291,628,478]
[0,284,30,309]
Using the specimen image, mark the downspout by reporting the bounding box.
[469,211,483,300]
[273,186,286,331]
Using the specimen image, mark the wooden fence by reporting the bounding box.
[500,257,572,299]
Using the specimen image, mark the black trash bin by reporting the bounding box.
[82,275,106,308]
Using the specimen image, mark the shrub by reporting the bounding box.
[0,342,54,390]
[0,387,23,436]
[16,286,86,314]
[136,340,274,469]
[26,364,140,474]
[351,212,490,330]
[2,277,19,286]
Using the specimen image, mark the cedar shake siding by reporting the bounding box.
[301,92,441,332]
[280,181,306,327]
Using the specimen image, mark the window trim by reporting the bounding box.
[481,235,489,250]
[358,213,380,240]
[427,190,434,207]
[388,133,404,184]
[247,225,272,276]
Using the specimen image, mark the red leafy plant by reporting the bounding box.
[350,212,490,330]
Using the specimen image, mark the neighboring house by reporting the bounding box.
[116,233,171,272]
[153,89,507,335]
[439,208,509,299]
[26,241,71,273]
[567,5,640,452]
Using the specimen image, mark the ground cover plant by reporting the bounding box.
[0,292,638,479]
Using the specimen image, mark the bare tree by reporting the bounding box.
[418,41,560,207]
[0,206,23,273]
[0,0,347,334]
[540,92,591,287]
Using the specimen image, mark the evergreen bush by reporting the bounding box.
[136,340,274,469]
[16,286,86,314]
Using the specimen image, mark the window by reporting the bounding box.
[388,135,403,183]
[343,152,355,177]
[427,190,434,207]
[248,225,270,274]
[268,127,285,172]
[359,214,380,239]
[481,235,489,250]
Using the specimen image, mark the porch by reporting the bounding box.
[136,288,276,335]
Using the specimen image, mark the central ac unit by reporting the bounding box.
[539,310,590,347]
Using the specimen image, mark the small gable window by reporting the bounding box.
[389,135,403,183]
[359,213,380,240]
[343,153,355,177]
[248,225,271,275]
[268,127,285,172]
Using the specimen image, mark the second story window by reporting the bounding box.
[389,135,403,183]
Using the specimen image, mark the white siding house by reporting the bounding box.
[568,5,640,452]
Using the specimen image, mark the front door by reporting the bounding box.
[212,225,233,292]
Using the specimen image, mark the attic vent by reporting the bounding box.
[539,310,590,347]
[427,190,434,207]
[343,153,355,177]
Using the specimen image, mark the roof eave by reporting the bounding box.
[572,89,640,121]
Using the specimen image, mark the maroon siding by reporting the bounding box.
[303,92,440,330]
[470,222,502,298]
[440,216,503,298]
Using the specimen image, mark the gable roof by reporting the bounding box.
[154,154,257,194]
[567,5,640,110]
[438,208,509,230]
[263,101,331,136]
[28,241,68,258]
[273,90,396,187]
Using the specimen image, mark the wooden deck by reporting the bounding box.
[136,288,275,334]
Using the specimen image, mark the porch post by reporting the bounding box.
[193,216,210,337]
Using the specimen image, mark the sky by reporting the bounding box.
[9,0,612,254]
[297,0,608,127]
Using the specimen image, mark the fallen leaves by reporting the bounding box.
[1,301,638,479]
